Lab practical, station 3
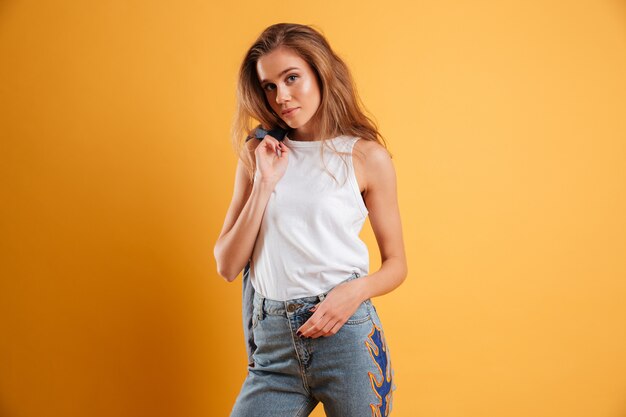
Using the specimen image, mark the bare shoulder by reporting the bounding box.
[353,137,390,160]
[353,138,394,194]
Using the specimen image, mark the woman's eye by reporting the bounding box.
[263,75,297,92]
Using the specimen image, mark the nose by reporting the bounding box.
[275,84,291,104]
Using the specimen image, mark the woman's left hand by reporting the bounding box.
[296,279,366,338]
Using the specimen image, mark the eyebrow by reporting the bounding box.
[260,67,300,84]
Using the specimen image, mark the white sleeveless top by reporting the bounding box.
[250,134,370,301]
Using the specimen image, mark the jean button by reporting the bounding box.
[287,304,297,313]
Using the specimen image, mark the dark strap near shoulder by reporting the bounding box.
[245,126,288,142]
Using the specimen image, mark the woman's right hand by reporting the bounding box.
[255,135,289,184]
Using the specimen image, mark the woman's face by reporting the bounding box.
[257,47,322,140]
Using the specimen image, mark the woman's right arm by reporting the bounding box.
[213,135,288,282]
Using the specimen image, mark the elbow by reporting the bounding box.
[399,262,408,284]
[217,266,237,283]
[213,245,237,283]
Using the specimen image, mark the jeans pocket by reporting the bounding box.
[344,300,373,325]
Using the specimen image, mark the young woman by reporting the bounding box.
[214,23,407,417]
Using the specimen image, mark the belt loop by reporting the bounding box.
[258,296,265,321]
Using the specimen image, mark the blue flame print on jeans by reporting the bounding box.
[365,323,394,417]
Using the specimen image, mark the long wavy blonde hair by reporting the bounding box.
[231,23,391,183]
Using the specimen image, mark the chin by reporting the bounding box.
[284,120,301,129]
[288,117,309,129]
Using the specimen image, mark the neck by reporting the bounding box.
[290,119,321,141]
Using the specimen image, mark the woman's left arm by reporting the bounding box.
[352,142,408,300]
[298,142,408,338]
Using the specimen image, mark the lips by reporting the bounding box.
[281,107,299,116]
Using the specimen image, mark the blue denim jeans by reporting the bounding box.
[241,261,257,367]
[231,271,396,417]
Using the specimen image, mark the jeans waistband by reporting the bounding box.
[253,271,363,317]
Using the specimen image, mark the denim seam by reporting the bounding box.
[345,314,372,325]
[294,396,316,417]
[366,300,376,327]
[288,315,312,395]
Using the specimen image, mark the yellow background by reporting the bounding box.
[1,1,625,416]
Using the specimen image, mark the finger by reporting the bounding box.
[304,320,326,338]
[297,301,324,335]
[256,138,271,154]
[262,139,278,154]
[275,142,288,158]
[306,312,334,338]
[326,320,344,337]
[264,135,279,147]
[268,138,284,154]
[310,319,338,339]
[262,136,276,147]
[298,312,325,337]
[275,141,284,157]
[297,316,315,336]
